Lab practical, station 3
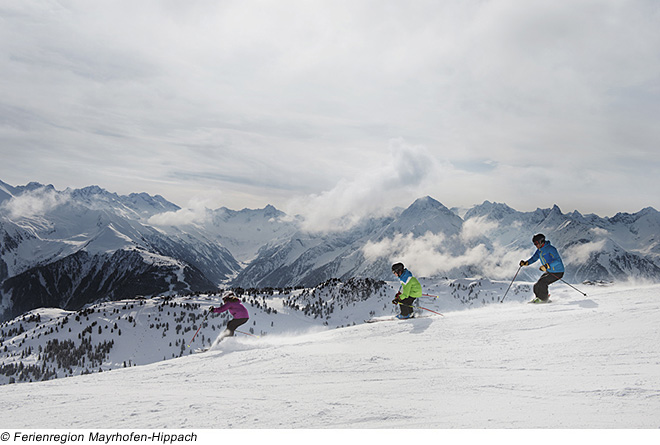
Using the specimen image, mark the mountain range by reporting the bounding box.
[1,179,659,321]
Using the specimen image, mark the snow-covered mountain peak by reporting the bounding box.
[71,185,108,196]
[610,206,660,225]
[65,186,180,220]
[124,192,181,218]
[262,203,285,219]
[214,204,286,221]
[0,180,16,203]
[206,204,297,262]
[21,182,56,193]
[464,200,518,220]
[393,195,463,237]
[404,195,449,213]
[567,209,584,219]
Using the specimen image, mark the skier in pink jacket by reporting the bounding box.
[209,292,250,337]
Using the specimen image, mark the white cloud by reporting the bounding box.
[362,230,528,280]
[564,240,607,265]
[460,216,500,242]
[2,188,68,219]
[147,195,219,227]
[287,138,439,232]
[148,207,208,227]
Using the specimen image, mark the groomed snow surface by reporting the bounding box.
[2,283,659,435]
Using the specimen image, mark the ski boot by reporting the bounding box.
[529,298,550,304]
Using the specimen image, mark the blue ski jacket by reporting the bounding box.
[526,240,565,273]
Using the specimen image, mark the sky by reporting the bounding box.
[1,0,660,227]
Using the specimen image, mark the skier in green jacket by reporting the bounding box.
[391,263,422,319]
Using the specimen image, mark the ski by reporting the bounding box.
[528,299,552,304]
[364,317,400,323]
[364,314,432,323]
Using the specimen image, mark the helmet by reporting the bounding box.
[391,263,405,275]
[532,234,546,245]
[222,291,236,301]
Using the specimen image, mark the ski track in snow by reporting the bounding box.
[2,284,660,429]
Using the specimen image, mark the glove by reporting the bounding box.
[392,299,400,305]
[519,260,528,267]
[208,306,215,313]
[539,264,549,272]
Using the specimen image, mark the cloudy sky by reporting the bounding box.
[1,0,659,226]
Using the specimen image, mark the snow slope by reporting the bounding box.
[1,282,659,429]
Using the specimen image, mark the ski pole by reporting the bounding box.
[396,301,444,316]
[236,330,260,338]
[417,305,444,316]
[500,265,522,303]
[187,310,210,348]
[422,293,440,298]
[546,271,588,297]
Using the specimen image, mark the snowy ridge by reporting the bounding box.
[1,281,659,428]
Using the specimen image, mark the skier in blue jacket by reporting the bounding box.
[519,234,564,303]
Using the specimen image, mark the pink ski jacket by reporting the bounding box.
[212,300,249,319]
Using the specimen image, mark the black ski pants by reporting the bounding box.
[534,272,564,301]
[225,318,248,336]
[398,297,416,317]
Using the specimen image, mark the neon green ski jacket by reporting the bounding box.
[398,269,422,299]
